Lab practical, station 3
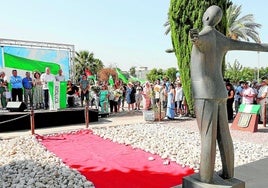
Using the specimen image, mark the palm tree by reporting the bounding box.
[224,59,243,83]
[163,19,170,36]
[74,50,104,82]
[226,4,261,42]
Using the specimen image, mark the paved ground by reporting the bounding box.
[234,158,268,188]
[0,110,147,139]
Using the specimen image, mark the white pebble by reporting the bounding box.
[148,156,155,161]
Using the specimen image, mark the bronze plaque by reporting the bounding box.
[238,113,252,128]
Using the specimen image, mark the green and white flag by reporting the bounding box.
[238,104,261,114]
[48,81,67,110]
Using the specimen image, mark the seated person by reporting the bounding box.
[67,80,79,107]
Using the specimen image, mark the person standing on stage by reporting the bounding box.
[0,71,8,109]
[41,67,55,109]
[33,71,43,109]
[55,69,65,81]
[22,72,33,108]
[80,74,90,107]
[10,69,23,102]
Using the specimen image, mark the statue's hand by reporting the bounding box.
[189,28,199,42]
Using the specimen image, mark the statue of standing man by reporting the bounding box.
[189,5,268,184]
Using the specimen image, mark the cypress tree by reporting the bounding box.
[168,0,231,115]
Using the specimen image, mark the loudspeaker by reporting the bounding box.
[6,102,27,112]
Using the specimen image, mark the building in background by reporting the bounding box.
[136,66,149,80]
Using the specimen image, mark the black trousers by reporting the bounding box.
[109,100,118,113]
[11,88,23,102]
[227,99,234,120]
[43,89,49,109]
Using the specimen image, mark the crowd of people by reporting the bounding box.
[82,77,189,120]
[1,68,189,120]
[226,78,268,123]
[0,67,64,110]
[1,67,267,123]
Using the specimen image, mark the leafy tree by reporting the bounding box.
[224,60,268,83]
[240,67,255,82]
[224,59,243,83]
[259,67,268,79]
[226,4,261,42]
[146,68,164,83]
[129,66,136,77]
[168,0,231,115]
[164,67,177,82]
[74,50,104,83]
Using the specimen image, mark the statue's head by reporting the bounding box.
[202,5,222,27]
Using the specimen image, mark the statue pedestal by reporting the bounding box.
[231,104,261,133]
[231,113,258,132]
[175,173,245,188]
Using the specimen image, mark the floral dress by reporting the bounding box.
[33,78,43,108]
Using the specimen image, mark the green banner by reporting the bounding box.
[238,104,261,114]
[4,53,60,75]
[59,82,67,109]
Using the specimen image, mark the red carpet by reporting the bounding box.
[38,130,194,188]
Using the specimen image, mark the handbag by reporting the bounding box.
[3,91,11,99]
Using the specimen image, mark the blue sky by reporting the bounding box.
[0,0,267,71]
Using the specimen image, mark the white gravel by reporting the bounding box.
[1,118,268,187]
[0,135,94,188]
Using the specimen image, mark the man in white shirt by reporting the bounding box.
[257,79,268,123]
[241,82,256,104]
[41,67,55,109]
[55,69,65,81]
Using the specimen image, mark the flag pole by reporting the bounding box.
[1,46,5,67]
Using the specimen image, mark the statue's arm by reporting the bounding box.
[227,39,268,52]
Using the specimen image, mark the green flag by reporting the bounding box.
[129,75,139,81]
[59,81,67,109]
[116,68,128,84]
[108,75,114,86]
[129,75,146,85]
[4,53,60,75]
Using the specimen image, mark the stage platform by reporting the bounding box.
[0,107,99,133]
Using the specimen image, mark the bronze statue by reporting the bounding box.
[189,5,268,184]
